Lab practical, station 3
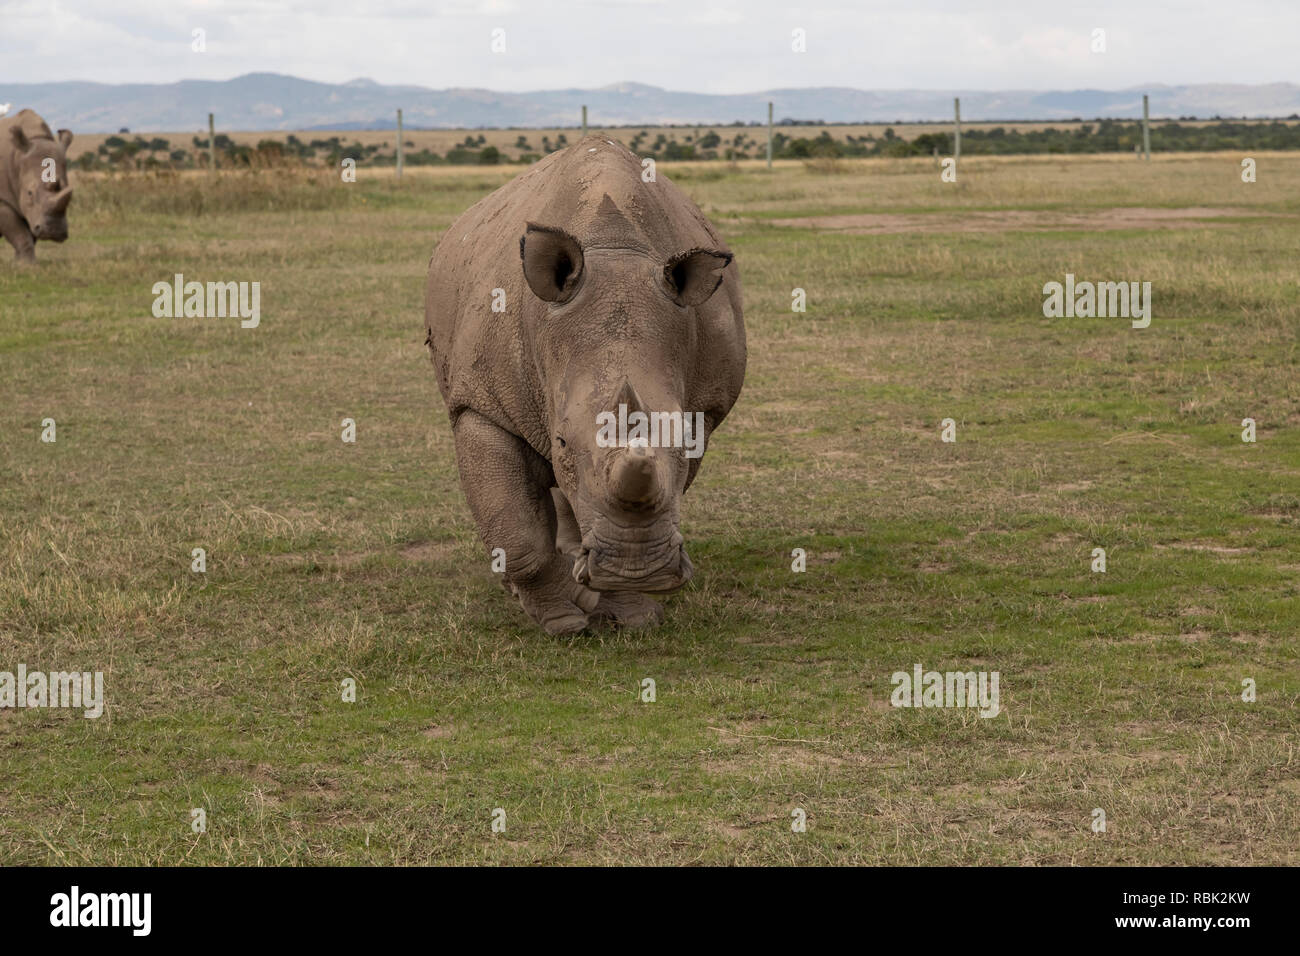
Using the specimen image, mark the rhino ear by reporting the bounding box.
[10,126,30,153]
[520,222,584,303]
[662,248,732,307]
[58,129,73,150]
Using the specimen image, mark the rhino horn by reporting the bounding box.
[51,187,73,215]
[611,378,646,416]
[607,379,661,505]
[611,442,659,505]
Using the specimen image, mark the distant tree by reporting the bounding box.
[256,140,287,161]
[911,132,950,154]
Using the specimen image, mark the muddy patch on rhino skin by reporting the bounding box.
[768,206,1285,235]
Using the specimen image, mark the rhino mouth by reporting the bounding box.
[33,222,68,242]
[572,521,694,593]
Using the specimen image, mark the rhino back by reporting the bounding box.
[425,136,738,448]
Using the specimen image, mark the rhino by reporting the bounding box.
[424,136,746,634]
[0,109,74,263]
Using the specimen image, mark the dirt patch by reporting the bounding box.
[1156,542,1252,555]
[265,541,459,567]
[267,551,369,568]
[918,561,953,573]
[400,541,458,562]
[769,207,1280,235]
[717,813,787,839]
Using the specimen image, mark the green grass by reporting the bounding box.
[1,156,1297,865]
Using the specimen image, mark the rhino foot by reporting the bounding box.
[508,552,600,634]
[591,592,663,629]
[540,609,593,635]
[499,578,593,634]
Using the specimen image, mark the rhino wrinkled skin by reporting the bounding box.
[0,109,74,263]
[424,136,746,633]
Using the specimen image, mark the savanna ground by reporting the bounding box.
[1,150,1297,865]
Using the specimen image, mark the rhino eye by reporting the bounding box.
[556,436,567,449]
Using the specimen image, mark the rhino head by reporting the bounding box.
[9,124,74,242]
[520,221,732,595]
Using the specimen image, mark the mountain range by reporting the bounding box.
[3,74,1299,132]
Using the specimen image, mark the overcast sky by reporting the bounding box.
[3,0,1295,91]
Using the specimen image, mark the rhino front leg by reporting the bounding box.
[453,409,600,634]
[0,204,35,263]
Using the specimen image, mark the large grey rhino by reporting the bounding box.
[0,109,74,263]
[425,136,746,633]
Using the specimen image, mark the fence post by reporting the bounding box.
[767,101,773,169]
[1142,94,1150,161]
[954,97,961,166]
[208,112,215,173]
[582,105,587,138]
[396,108,404,181]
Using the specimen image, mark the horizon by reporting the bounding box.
[9,71,1299,135]
[9,72,1300,95]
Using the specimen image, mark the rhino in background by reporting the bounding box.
[0,109,74,262]
[425,136,746,634]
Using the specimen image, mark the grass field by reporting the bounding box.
[1,150,1297,865]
